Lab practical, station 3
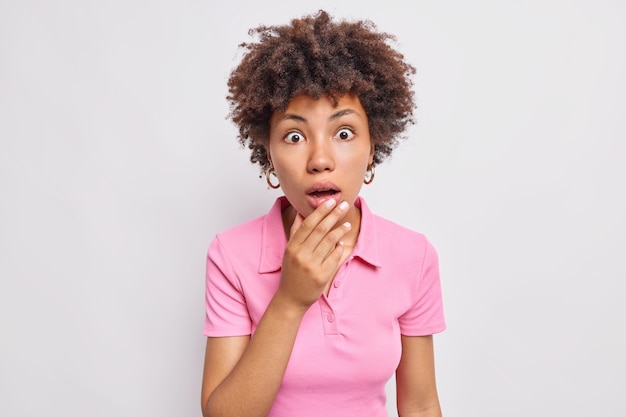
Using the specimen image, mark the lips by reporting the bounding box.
[305,181,342,208]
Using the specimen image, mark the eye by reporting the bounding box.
[335,128,354,141]
[284,131,304,144]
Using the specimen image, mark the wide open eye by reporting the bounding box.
[285,131,304,143]
[335,128,355,141]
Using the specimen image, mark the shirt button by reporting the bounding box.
[326,314,335,323]
[333,281,341,288]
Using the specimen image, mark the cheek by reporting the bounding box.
[349,151,373,172]
[272,157,295,177]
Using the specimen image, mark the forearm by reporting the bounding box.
[396,335,442,417]
[398,403,442,417]
[203,201,350,417]
[203,293,308,417]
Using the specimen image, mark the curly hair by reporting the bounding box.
[227,10,416,171]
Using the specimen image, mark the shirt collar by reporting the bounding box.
[258,196,381,274]
[351,197,382,268]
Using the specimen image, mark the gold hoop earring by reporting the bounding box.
[364,165,375,185]
[265,168,280,189]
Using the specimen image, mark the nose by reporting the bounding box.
[306,138,335,173]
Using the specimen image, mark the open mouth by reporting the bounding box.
[309,189,339,198]
[306,182,342,208]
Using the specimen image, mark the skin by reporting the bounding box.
[268,94,374,269]
[201,94,442,417]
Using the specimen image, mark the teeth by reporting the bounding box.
[311,190,335,197]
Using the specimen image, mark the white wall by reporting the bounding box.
[1,1,625,416]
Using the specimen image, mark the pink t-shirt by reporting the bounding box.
[204,196,445,417]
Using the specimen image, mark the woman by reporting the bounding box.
[201,10,445,417]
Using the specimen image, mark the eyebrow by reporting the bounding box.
[279,108,361,124]
[329,109,359,121]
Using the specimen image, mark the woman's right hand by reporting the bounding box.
[277,199,352,310]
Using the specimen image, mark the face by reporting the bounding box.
[267,94,374,220]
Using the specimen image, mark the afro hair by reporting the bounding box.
[227,10,416,171]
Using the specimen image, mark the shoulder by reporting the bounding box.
[208,198,287,274]
[359,197,430,246]
[371,212,434,255]
[213,214,265,247]
[206,215,265,276]
[372,213,427,240]
[363,212,439,281]
[211,197,285,248]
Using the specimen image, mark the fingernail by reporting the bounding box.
[339,201,348,210]
[343,222,351,228]
[325,199,336,208]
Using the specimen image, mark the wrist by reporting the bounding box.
[268,291,311,321]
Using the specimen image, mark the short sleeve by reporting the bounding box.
[398,240,446,336]
[203,235,253,337]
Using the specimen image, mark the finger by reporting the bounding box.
[321,239,347,273]
[290,199,340,243]
[303,200,350,248]
[314,221,352,260]
[301,198,338,229]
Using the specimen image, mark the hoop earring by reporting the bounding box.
[364,165,375,185]
[265,168,280,189]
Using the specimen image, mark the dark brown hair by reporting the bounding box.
[227,10,416,171]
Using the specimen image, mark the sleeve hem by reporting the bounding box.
[203,327,252,337]
[399,323,446,337]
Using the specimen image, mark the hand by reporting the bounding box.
[277,199,352,310]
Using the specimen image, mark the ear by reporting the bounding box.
[265,145,273,169]
[368,143,375,165]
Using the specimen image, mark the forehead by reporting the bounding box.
[272,94,367,121]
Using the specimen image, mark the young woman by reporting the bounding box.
[201,10,446,417]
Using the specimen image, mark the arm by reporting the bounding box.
[396,335,442,417]
[201,336,249,414]
[200,296,306,417]
[201,199,351,417]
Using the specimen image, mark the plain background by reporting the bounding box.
[1,0,625,416]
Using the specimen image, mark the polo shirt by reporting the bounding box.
[204,196,445,417]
